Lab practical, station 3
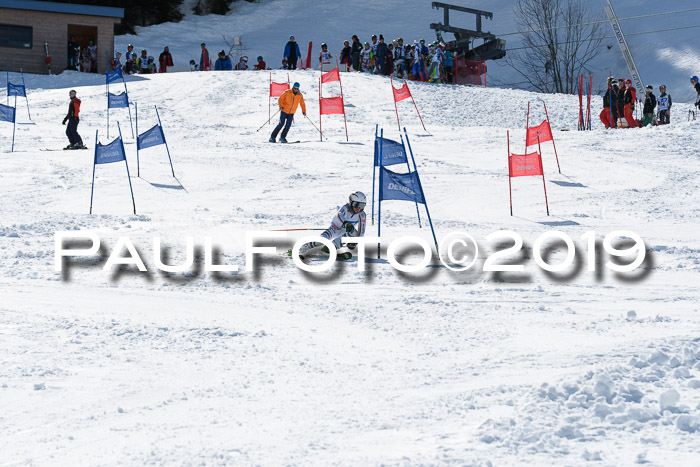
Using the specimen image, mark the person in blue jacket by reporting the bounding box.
[284,35,302,70]
[214,50,232,70]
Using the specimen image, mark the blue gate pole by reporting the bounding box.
[401,133,422,228]
[155,105,175,177]
[89,130,98,214]
[404,127,438,253]
[371,124,377,225]
[377,166,382,260]
[135,102,139,177]
[20,69,30,120]
[119,122,137,214]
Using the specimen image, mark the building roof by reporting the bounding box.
[0,0,124,18]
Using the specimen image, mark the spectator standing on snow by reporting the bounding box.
[617,78,626,126]
[215,51,232,70]
[600,77,618,129]
[159,46,173,73]
[351,35,362,72]
[137,49,150,74]
[110,52,122,71]
[360,42,372,73]
[443,44,454,83]
[385,43,394,76]
[234,56,249,70]
[370,35,378,72]
[657,84,671,124]
[125,44,136,74]
[284,35,301,70]
[280,58,289,70]
[623,78,637,128]
[200,43,211,71]
[62,89,85,150]
[319,43,333,70]
[340,40,352,71]
[375,35,388,75]
[641,85,656,127]
[270,82,306,144]
[254,56,267,70]
[87,40,97,73]
[692,76,700,110]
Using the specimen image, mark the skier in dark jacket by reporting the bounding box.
[351,35,362,71]
[600,77,618,129]
[641,85,656,127]
[284,35,301,70]
[616,78,626,126]
[214,51,232,70]
[657,84,671,124]
[340,40,352,71]
[375,35,388,75]
[692,76,700,109]
[62,89,85,149]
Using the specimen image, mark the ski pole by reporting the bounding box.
[256,108,281,132]
[304,113,327,140]
[269,228,326,232]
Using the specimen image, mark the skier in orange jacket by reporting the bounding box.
[270,82,306,143]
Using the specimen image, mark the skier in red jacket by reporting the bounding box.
[623,79,637,128]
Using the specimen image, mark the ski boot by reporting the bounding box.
[269,137,276,143]
[279,137,287,143]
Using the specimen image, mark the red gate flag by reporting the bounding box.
[509,152,544,177]
[320,96,344,115]
[526,120,552,146]
[321,68,340,83]
[392,82,411,102]
[270,81,289,97]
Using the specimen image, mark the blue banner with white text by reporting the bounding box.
[0,103,15,123]
[137,124,165,150]
[95,137,126,165]
[7,83,26,97]
[374,136,407,167]
[106,67,123,84]
[108,92,129,109]
[379,167,425,204]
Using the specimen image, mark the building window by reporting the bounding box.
[0,24,33,49]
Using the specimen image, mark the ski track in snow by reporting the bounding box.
[1,57,700,464]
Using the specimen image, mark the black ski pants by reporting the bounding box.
[271,111,294,139]
[66,116,82,145]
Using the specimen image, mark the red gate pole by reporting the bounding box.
[543,101,561,173]
[508,130,513,216]
[268,71,271,124]
[525,101,530,155]
[537,135,550,216]
[337,58,349,141]
[391,76,401,132]
[407,80,427,132]
[318,78,323,141]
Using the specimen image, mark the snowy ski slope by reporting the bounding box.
[1,64,700,464]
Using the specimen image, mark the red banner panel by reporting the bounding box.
[270,82,289,97]
[392,83,411,102]
[509,152,544,178]
[526,120,553,146]
[320,96,345,115]
[321,68,340,83]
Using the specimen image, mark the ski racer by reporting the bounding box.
[292,192,367,261]
[360,42,372,72]
[641,85,656,127]
[269,82,306,143]
[319,43,333,70]
[62,89,85,150]
[657,85,671,124]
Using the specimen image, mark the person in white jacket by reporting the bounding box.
[292,192,367,261]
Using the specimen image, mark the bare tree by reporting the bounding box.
[505,0,604,93]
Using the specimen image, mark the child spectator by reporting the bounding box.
[254,56,266,70]
[657,84,672,124]
[360,42,372,73]
[340,40,352,71]
[234,56,249,70]
[641,85,656,127]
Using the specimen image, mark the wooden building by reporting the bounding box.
[0,0,124,75]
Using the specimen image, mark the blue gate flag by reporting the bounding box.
[95,137,126,164]
[106,67,123,84]
[108,92,129,109]
[137,124,165,150]
[7,83,26,97]
[379,167,425,204]
[374,136,407,167]
[0,103,15,123]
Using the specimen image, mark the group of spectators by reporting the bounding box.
[66,35,98,73]
[187,43,268,71]
[601,77,674,128]
[279,34,454,83]
[108,44,174,75]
